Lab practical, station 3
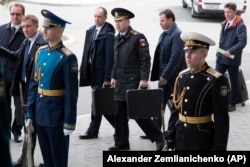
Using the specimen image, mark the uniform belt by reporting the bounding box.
[38,87,65,96]
[179,113,212,124]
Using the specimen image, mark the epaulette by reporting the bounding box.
[130,29,138,35]
[206,68,222,78]
[61,47,72,56]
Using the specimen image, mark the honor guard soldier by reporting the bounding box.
[26,9,78,167]
[167,32,229,151]
[109,8,164,151]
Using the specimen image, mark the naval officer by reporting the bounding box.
[167,32,229,151]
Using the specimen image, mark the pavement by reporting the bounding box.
[8,0,250,167]
[10,85,250,166]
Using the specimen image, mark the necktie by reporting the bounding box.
[21,40,31,82]
[224,22,230,32]
[93,29,98,40]
[89,30,97,63]
[10,27,16,40]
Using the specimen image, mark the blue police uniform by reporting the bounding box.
[27,10,78,167]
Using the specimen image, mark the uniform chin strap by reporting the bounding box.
[173,75,186,110]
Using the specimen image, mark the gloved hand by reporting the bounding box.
[63,129,74,136]
[25,119,34,134]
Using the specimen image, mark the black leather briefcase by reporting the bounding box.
[126,88,163,119]
[92,88,115,115]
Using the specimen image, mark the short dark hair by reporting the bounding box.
[224,2,237,12]
[159,8,175,22]
[9,3,25,15]
[22,14,39,25]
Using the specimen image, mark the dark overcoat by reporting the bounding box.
[0,22,25,82]
[111,26,151,101]
[79,22,115,87]
[150,23,186,83]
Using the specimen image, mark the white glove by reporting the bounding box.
[63,129,74,136]
[25,119,34,134]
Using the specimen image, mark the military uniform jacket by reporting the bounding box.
[27,42,78,130]
[111,26,151,101]
[168,63,229,150]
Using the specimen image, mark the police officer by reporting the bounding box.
[167,32,229,150]
[26,10,78,166]
[109,8,164,151]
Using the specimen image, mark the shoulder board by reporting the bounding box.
[130,29,138,35]
[206,68,222,78]
[61,47,72,56]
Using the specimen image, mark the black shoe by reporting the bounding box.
[228,104,236,112]
[38,163,44,167]
[13,158,25,167]
[79,133,98,139]
[156,136,165,151]
[14,135,22,143]
[108,145,130,151]
[140,135,149,139]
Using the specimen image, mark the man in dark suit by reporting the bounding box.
[79,7,115,139]
[0,14,46,167]
[0,3,26,143]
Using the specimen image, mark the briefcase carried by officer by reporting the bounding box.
[92,88,115,116]
[126,88,163,119]
[127,88,168,150]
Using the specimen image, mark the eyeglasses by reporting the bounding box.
[10,13,22,16]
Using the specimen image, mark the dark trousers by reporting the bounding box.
[36,125,69,167]
[4,81,12,138]
[114,101,162,147]
[86,85,115,136]
[12,96,24,136]
[5,81,24,137]
[153,82,174,129]
[86,108,115,135]
[215,63,239,105]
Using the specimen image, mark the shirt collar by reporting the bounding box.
[227,16,237,26]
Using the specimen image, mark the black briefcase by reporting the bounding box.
[126,88,163,119]
[92,88,115,115]
[237,69,248,105]
[225,69,249,106]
